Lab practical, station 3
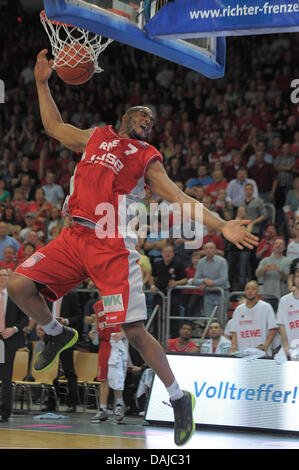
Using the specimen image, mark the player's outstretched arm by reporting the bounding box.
[146,160,259,250]
[34,49,93,152]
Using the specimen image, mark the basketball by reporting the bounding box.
[55,43,94,85]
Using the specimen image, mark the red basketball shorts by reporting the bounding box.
[15,224,147,325]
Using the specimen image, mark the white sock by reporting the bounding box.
[115,398,123,406]
[100,404,107,411]
[167,380,184,401]
[42,318,63,336]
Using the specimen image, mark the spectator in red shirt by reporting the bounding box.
[224,150,243,181]
[18,243,35,267]
[269,135,283,160]
[166,322,199,354]
[237,107,255,139]
[205,169,228,204]
[16,231,44,265]
[256,222,279,261]
[224,124,242,151]
[252,103,273,131]
[31,142,57,182]
[0,246,17,272]
[248,149,277,202]
[27,188,52,231]
[208,137,230,168]
[11,188,30,218]
[291,130,299,156]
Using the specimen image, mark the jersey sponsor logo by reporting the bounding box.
[289,320,299,329]
[107,315,118,321]
[99,139,120,151]
[21,252,45,269]
[240,329,261,338]
[90,153,124,174]
[239,319,253,325]
[102,294,124,313]
[288,307,299,315]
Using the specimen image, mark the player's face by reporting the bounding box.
[126,109,154,140]
[245,283,259,301]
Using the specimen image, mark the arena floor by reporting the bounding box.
[0,408,299,450]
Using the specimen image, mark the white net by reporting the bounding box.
[40,10,113,73]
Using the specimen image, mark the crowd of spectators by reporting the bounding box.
[0,5,299,346]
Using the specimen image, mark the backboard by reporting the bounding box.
[43,0,226,78]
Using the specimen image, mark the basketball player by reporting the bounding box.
[229,281,277,356]
[7,50,258,445]
[277,263,299,357]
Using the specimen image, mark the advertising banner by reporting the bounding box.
[146,354,299,432]
[145,0,299,38]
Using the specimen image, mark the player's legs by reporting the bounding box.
[84,233,195,445]
[122,320,175,387]
[87,236,176,386]
[122,320,195,445]
[8,272,79,372]
[8,227,88,371]
[7,273,53,326]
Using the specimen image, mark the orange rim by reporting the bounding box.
[40,10,76,28]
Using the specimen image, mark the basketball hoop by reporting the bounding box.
[40,10,113,74]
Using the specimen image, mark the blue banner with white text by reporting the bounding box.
[145,0,299,38]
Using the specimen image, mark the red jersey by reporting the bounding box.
[63,126,163,229]
[167,338,198,353]
[93,300,121,340]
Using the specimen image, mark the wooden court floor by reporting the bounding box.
[1,411,299,450]
[0,413,149,449]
